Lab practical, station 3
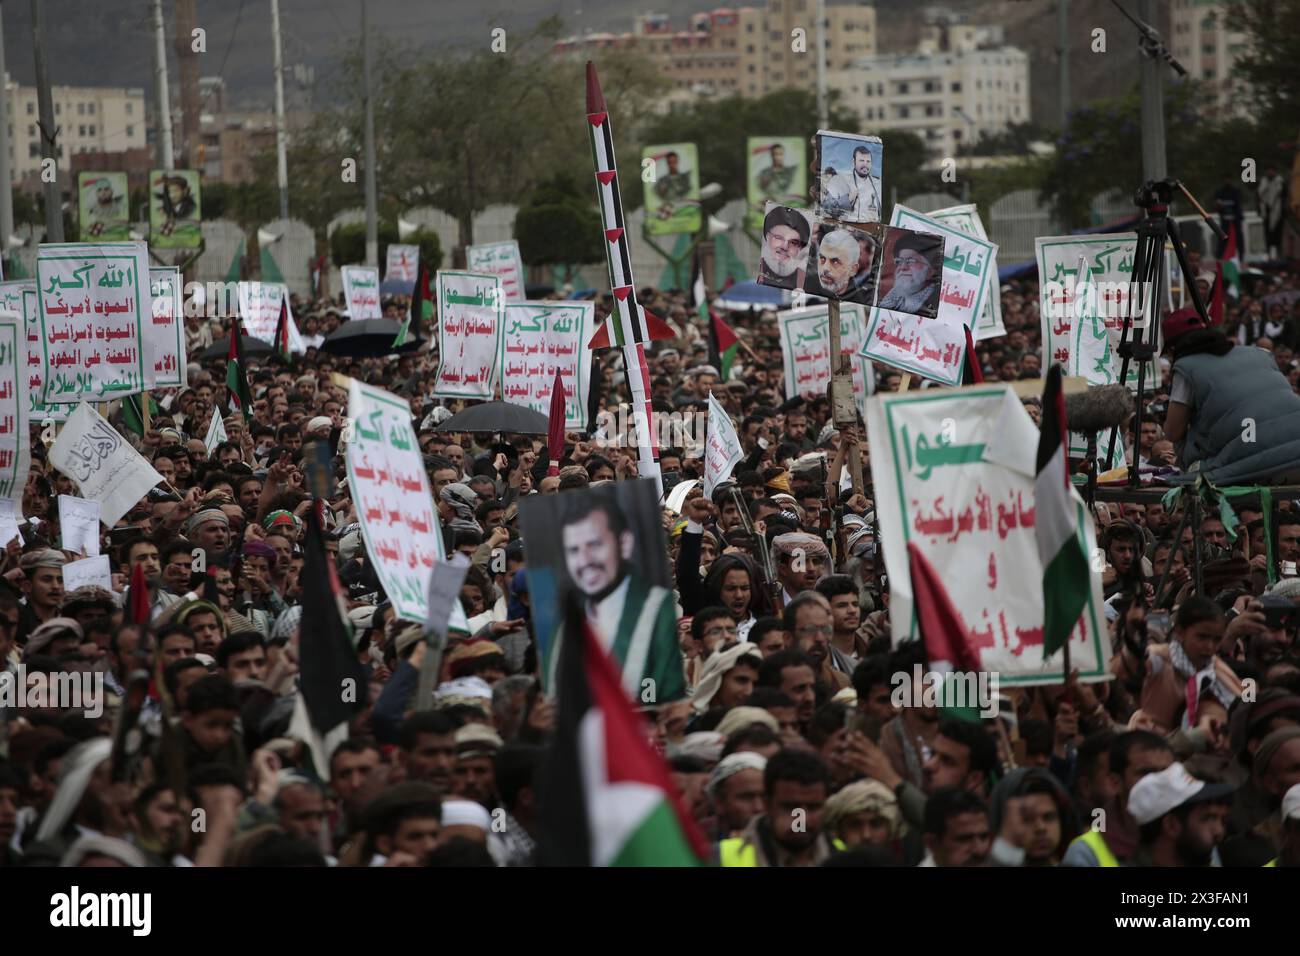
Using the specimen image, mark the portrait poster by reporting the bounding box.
[520,479,684,703]
[642,142,701,236]
[77,172,129,242]
[814,130,884,224]
[149,169,202,249]
[745,136,807,232]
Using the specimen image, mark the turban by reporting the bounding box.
[187,509,229,534]
[1256,727,1300,776]
[691,641,760,714]
[706,751,767,797]
[440,483,477,522]
[771,532,830,561]
[714,706,780,738]
[19,549,67,572]
[823,779,903,838]
[242,540,277,560]
[675,731,725,765]
[441,799,491,831]
[25,617,85,657]
[763,205,810,246]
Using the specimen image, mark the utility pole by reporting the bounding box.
[361,0,377,267]
[174,0,201,168]
[0,2,15,255]
[815,0,828,129]
[1136,0,1166,181]
[151,0,174,170]
[31,0,62,241]
[271,0,289,220]
[1058,0,1070,130]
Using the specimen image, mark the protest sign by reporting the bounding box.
[643,142,701,236]
[23,286,66,423]
[433,271,502,400]
[345,379,445,622]
[385,243,419,284]
[466,240,525,304]
[0,500,21,547]
[814,130,884,224]
[888,205,995,332]
[703,391,743,497]
[924,203,1006,339]
[342,265,382,319]
[867,385,1108,685]
[49,404,164,527]
[499,301,592,429]
[148,266,186,388]
[149,169,201,248]
[204,409,228,455]
[746,137,807,231]
[37,242,150,404]
[237,281,306,352]
[0,312,28,505]
[63,554,112,592]
[77,172,129,242]
[58,495,101,555]
[777,303,874,423]
[860,308,969,386]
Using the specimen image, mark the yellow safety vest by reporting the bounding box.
[719,838,757,867]
[1070,830,1119,867]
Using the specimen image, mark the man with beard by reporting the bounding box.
[542,491,685,703]
[758,205,811,289]
[805,228,874,305]
[848,145,882,223]
[757,142,795,198]
[878,233,941,317]
[1128,762,1234,866]
[131,783,188,865]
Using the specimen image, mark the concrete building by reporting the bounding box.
[830,16,1029,158]
[1170,0,1250,116]
[4,75,147,183]
[556,2,876,106]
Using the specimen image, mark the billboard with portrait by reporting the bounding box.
[149,168,202,249]
[642,142,701,236]
[77,172,129,242]
[746,136,807,231]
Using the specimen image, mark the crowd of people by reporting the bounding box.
[1,244,1300,870]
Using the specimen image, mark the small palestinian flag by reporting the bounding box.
[121,393,160,438]
[394,263,431,348]
[273,294,292,361]
[708,310,739,383]
[226,319,253,414]
[537,595,710,867]
[1221,221,1241,299]
[1035,363,1090,659]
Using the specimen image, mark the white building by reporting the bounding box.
[1170,0,1250,116]
[830,44,1030,159]
[3,75,147,179]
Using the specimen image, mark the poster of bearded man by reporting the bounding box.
[756,203,815,291]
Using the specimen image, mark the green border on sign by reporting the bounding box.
[498,302,592,430]
[434,270,503,400]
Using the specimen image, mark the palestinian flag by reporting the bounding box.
[394,263,431,348]
[537,595,710,867]
[273,294,292,361]
[1222,221,1241,299]
[708,311,739,383]
[907,542,983,719]
[226,319,253,414]
[1034,363,1090,659]
[961,326,983,384]
[121,393,160,438]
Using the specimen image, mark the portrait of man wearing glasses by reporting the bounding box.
[758,205,813,290]
[878,231,943,319]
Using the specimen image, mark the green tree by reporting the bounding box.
[515,173,603,283]
[1228,0,1300,132]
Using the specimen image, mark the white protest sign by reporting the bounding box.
[342,265,383,320]
[703,392,743,497]
[860,308,969,386]
[147,266,187,387]
[38,241,150,404]
[0,312,29,506]
[433,271,502,400]
[345,379,446,622]
[385,244,419,284]
[204,409,228,455]
[58,495,102,554]
[21,284,67,423]
[0,499,22,547]
[237,281,306,352]
[926,203,1005,339]
[777,303,874,422]
[867,385,1108,685]
[499,301,593,429]
[466,240,525,304]
[63,554,112,592]
[49,403,164,527]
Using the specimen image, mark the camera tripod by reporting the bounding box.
[1103,178,1224,486]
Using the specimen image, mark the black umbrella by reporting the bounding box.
[318,319,420,358]
[198,336,275,361]
[435,401,550,435]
